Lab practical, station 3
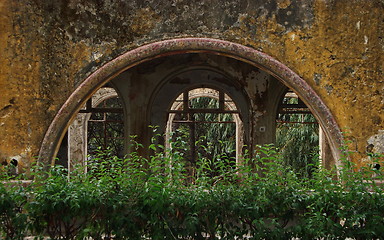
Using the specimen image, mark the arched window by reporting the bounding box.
[66,87,124,171]
[275,89,319,177]
[86,95,124,159]
[166,87,242,178]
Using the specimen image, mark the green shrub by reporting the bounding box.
[1,140,383,239]
[0,182,28,240]
[26,165,102,239]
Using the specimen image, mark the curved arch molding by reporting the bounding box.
[39,38,343,166]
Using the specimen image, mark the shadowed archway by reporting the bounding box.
[39,38,343,168]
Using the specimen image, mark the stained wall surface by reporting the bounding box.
[0,0,383,170]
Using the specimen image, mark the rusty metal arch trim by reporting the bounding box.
[39,37,343,166]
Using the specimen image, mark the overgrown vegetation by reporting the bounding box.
[1,137,384,239]
[276,96,319,178]
[171,96,237,178]
[172,97,236,164]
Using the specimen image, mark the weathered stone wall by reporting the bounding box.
[0,0,383,169]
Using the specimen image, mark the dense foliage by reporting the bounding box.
[276,96,319,178]
[171,96,236,171]
[1,141,384,239]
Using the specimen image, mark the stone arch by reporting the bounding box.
[39,38,343,167]
[148,68,251,144]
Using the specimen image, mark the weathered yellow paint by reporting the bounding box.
[277,0,291,9]
[0,0,11,163]
[130,8,161,36]
[227,0,383,164]
[0,1,44,169]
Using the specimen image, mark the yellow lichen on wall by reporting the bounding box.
[0,0,11,159]
[0,0,132,171]
[0,1,45,170]
[306,1,383,164]
[130,8,160,36]
[0,0,11,113]
[312,1,382,164]
[277,0,291,9]
[227,0,383,164]
[0,0,22,163]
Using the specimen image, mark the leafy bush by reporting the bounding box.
[0,140,384,239]
[0,183,28,240]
